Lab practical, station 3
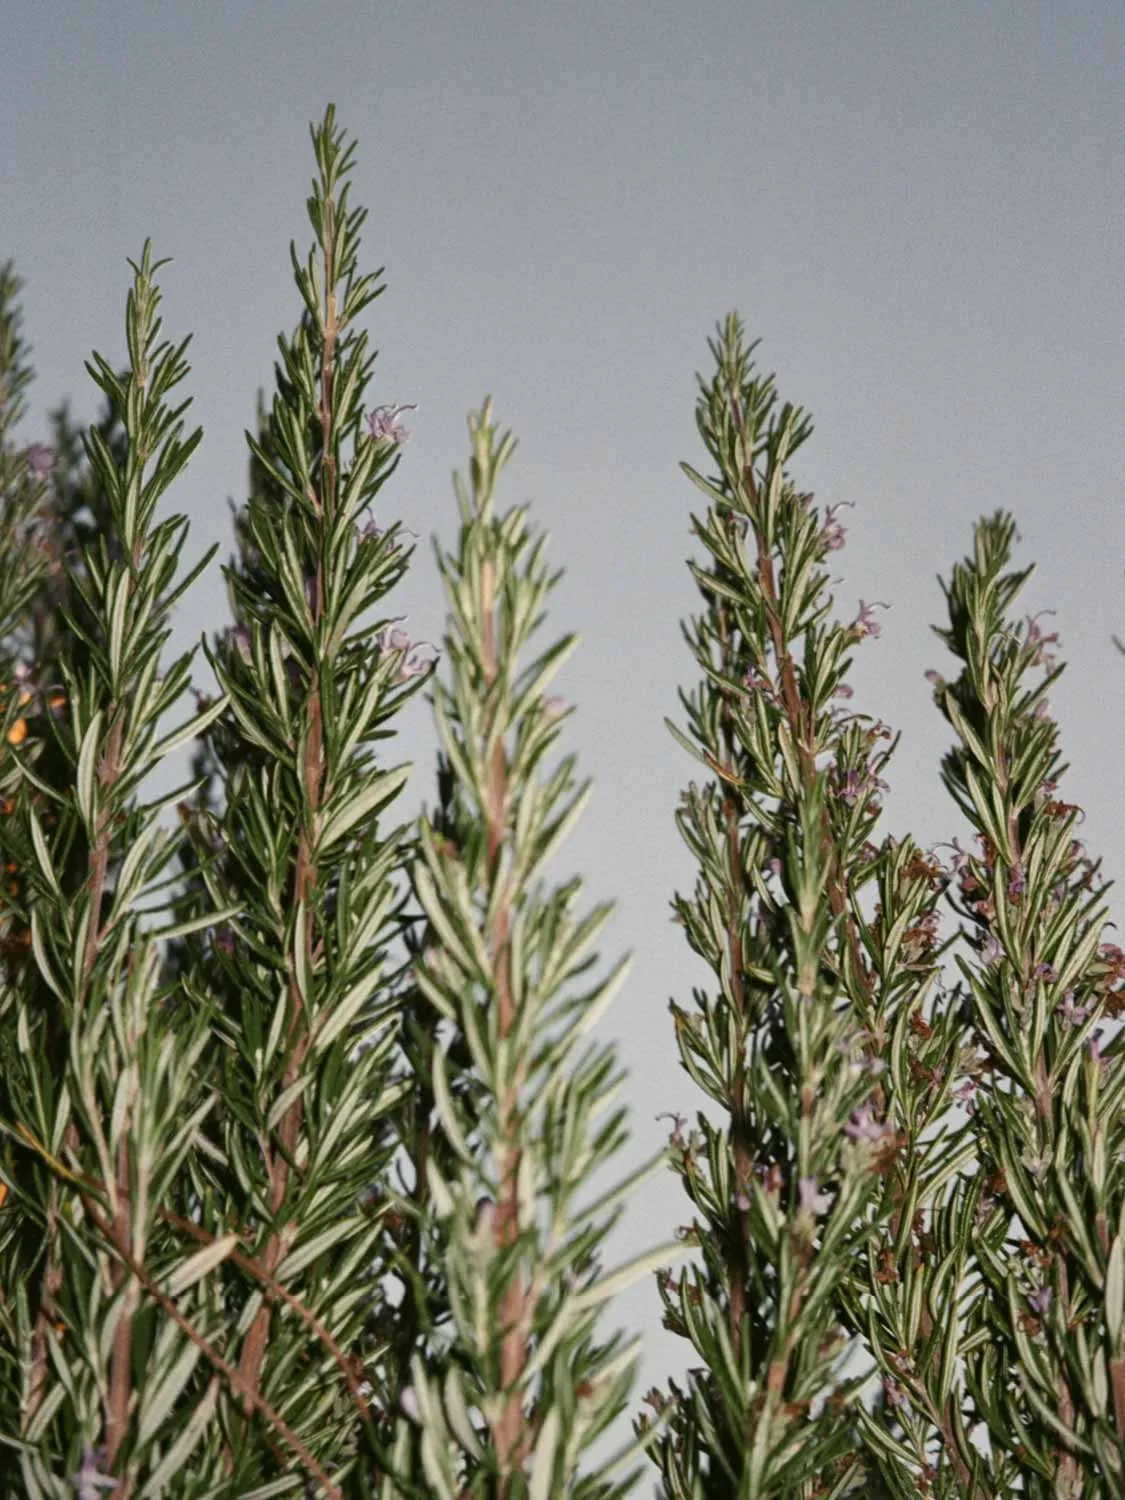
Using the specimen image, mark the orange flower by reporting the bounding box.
[3,685,32,745]
[0,1182,8,1210]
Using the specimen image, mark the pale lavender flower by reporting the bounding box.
[851,599,889,640]
[953,1078,978,1114]
[821,501,852,552]
[402,648,438,680]
[376,624,411,655]
[367,403,418,445]
[1028,1284,1052,1317]
[1008,863,1026,900]
[1032,962,1055,983]
[24,442,56,478]
[924,669,945,688]
[734,1190,751,1212]
[837,768,861,806]
[979,933,1002,966]
[742,666,777,702]
[1025,611,1059,669]
[658,1112,688,1149]
[70,1445,118,1498]
[798,1177,834,1216]
[833,681,854,700]
[945,838,970,875]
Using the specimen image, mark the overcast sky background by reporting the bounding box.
[5,0,1125,1462]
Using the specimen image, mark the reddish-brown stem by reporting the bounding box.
[480,553,528,1492]
[79,1194,340,1500]
[714,599,751,1361]
[236,195,335,1430]
[12,1123,376,1436]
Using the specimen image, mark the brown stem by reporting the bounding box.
[105,1135,135,1478]
[24,1177,63,1426]
[12,1127,376,1435]
[713,599,751,1361]
[84,704,134,1470]
[79,1194,340,1500]
[236,193,336,1430]
[1053,1260,1081,1492]
[1111,1354,1125,1448]
[480,554,527,1493]
[162,1209,374,1429]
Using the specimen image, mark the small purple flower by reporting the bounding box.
[979,933,1002,966]
[953,1079,978,1114]
[924,669,945,688]
[367,403,418,445]
[543,696,569,721]
[356,517,383,542]
[70,1445,118,1498]
[377,625,412,655]
[402,646,438,680]
[821,502,852,552]
[734,1190,751,1212]
[851,599,889,640]
[23,443,56,479]
[1032,962,1055,984]
[833,682,854,700]
[974,1195,998,1230]
[1025,612,1059,669]
[1007,864,1026,900]
[742,667,777,702]
[1027,1284,1052,1317]
[798,1177,833,1216]
[376,625,437,681]
[837,768,861,806]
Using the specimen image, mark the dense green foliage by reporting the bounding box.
[2,108,1122,1500]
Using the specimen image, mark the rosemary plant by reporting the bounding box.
[0,106,429,1497]
[643,315,976,1499]
[381,401,671,1500]
[0,239,224,1494]
[2,106,1124,1499]
[931,513,1125,1496]
[163,108,430,1493]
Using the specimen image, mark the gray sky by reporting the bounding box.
[5,0,1125,1458]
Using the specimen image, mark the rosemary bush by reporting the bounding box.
[1,106,1122,1500]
